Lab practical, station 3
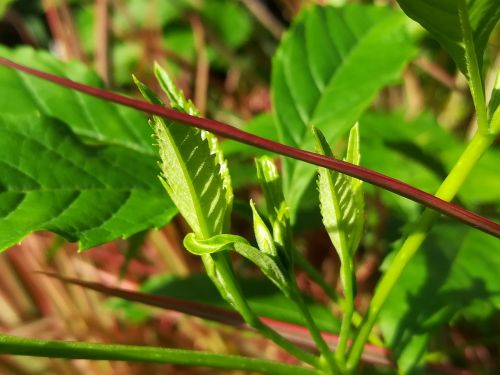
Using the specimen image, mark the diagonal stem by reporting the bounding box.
[346,130,494,371]
[0,58,497,238]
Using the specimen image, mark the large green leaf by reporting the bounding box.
[271,4,416,215]
[0,46,153,154]
[0,114,176,251]
[378,222,500,373]
[396,0,500,75]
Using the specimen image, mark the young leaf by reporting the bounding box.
[314,125,364,259]
[134,65,232,238]
[396,0,500,75]
[0,114,177,251]
[255,156,292,267]
[272,4,416,215]
[184,233,290,295]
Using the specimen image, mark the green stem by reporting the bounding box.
[346,131,494,371]
[0,334,317,375]
[205,254,319,367]
[335,259,355,365]
[295,249,384,347]
[457,0,488,134]
[291,284,340,374]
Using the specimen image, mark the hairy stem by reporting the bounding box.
[0,335,317,375]
[346,131,494,371]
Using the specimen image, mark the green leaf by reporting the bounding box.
[183,233,289,295]
[314,126,364,259]
[379,222,500,373]
[0,46,153,154]
[0,114,176,251]
[396,0,500,75]
[271,4,416,215]
[250,201,278,259]
[489,69,500,133]
[0,0,14,18]
[222,113,278,157]
[183,233,249,255]
[200,0,253,49]
[134,65,233,238]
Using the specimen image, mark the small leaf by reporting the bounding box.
[183,233,289,295]
[250,200,278,258]
[396,0,500,75]
[134,66,233,238]
[183,233,248,255]
[314,126,364,259]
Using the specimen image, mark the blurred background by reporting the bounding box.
[0,0,498,374]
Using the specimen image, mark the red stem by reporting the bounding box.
[0,57,498,238]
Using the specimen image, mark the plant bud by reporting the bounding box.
[250,200,278,258]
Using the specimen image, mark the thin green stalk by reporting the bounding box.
[335,258,355,365]
[0,335,317,375]
[457,0,488,134]
[203,255,319,367]
[291,284,340,374]
[295,249,384,347]
[346,131,494,371]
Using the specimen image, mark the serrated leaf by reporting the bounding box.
[135,66,232,238]
[271,4,416,215]
[0,114,177,251]
[379,222,500,373]
[314,126,364,259]
[396,0,500,75]
[0,46,153,154]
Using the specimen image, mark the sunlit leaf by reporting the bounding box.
[0,114,176,251]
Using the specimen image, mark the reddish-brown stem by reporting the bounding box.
[0,57,498,238]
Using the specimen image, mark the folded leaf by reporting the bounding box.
[314,125,364,259]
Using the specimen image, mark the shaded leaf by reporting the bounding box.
[272,4,415,215]
[0,114,176,251]
[396,0,500,74]
[379,222,500,373]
